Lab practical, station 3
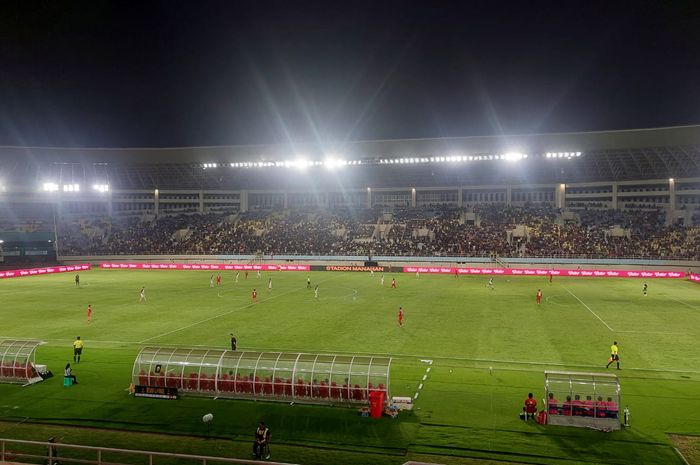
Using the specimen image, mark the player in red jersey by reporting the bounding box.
[536,289,542,305]
[391,278,397,289]
[397,307,405,326]
[86,304,92,324]
[524,393,537,420]
[549,272,553,284]
[216,274,221,286]
[252,288,258,302]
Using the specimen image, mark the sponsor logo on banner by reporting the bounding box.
[100,263,310,272]
[402,266,685,279]
[689,273,700,283]
[321,265,385,272]
[0,264,91,280]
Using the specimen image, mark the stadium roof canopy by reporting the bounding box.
[1,125,699,190]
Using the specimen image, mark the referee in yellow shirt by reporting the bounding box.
[73,336,84,364]
[606,341,620,370]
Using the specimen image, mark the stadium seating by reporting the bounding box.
[54,204,700,259]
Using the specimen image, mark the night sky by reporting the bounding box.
[1,0,699,148]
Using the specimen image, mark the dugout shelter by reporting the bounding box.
[132,347,391,405]
[544,370,621,430]
[0,339,45,385]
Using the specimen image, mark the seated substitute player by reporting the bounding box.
[547,392,559,415]
[524,393,537,420]
[606,341,620,369]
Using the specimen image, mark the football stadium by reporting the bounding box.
[1,125,699,465]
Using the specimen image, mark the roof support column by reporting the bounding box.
[669,178,676,221]
[240,190,248,213]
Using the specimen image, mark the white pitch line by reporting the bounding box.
[668,296,700,311]
[562,285,615,332]
[32,339,700,376]
[140,277,337,343]
[615,330,686,335]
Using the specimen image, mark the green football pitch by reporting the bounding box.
[1,269,699,465]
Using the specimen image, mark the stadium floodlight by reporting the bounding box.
[42,182,59,192]
[0,239,4,244]
[324,157,347,170]
[504,152,525,162]
[92,184,109,193]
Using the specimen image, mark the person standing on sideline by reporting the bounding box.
[606,341,621,369]
[73,337,83,364]
[86,304,92,324]
[64,364,77,384]
[536,289,542,305]
[230,333,237,351]
[253,421,271,460]
[75,274,80,286]
[397,307,405,326]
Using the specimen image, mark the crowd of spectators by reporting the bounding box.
[51,203,700,260]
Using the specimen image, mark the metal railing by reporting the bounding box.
[0,438,297,465]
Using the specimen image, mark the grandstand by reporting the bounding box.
[1,126,699,263]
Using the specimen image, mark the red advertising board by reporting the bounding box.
[403,266,685,279]
[100,262,310,272]
[689,273,700,283]
[0,264,91,279]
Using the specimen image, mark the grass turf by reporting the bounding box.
[0,269,699,464]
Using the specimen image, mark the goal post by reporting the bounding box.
[544,370,621,431]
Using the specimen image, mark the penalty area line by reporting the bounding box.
[561,285,615,332]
